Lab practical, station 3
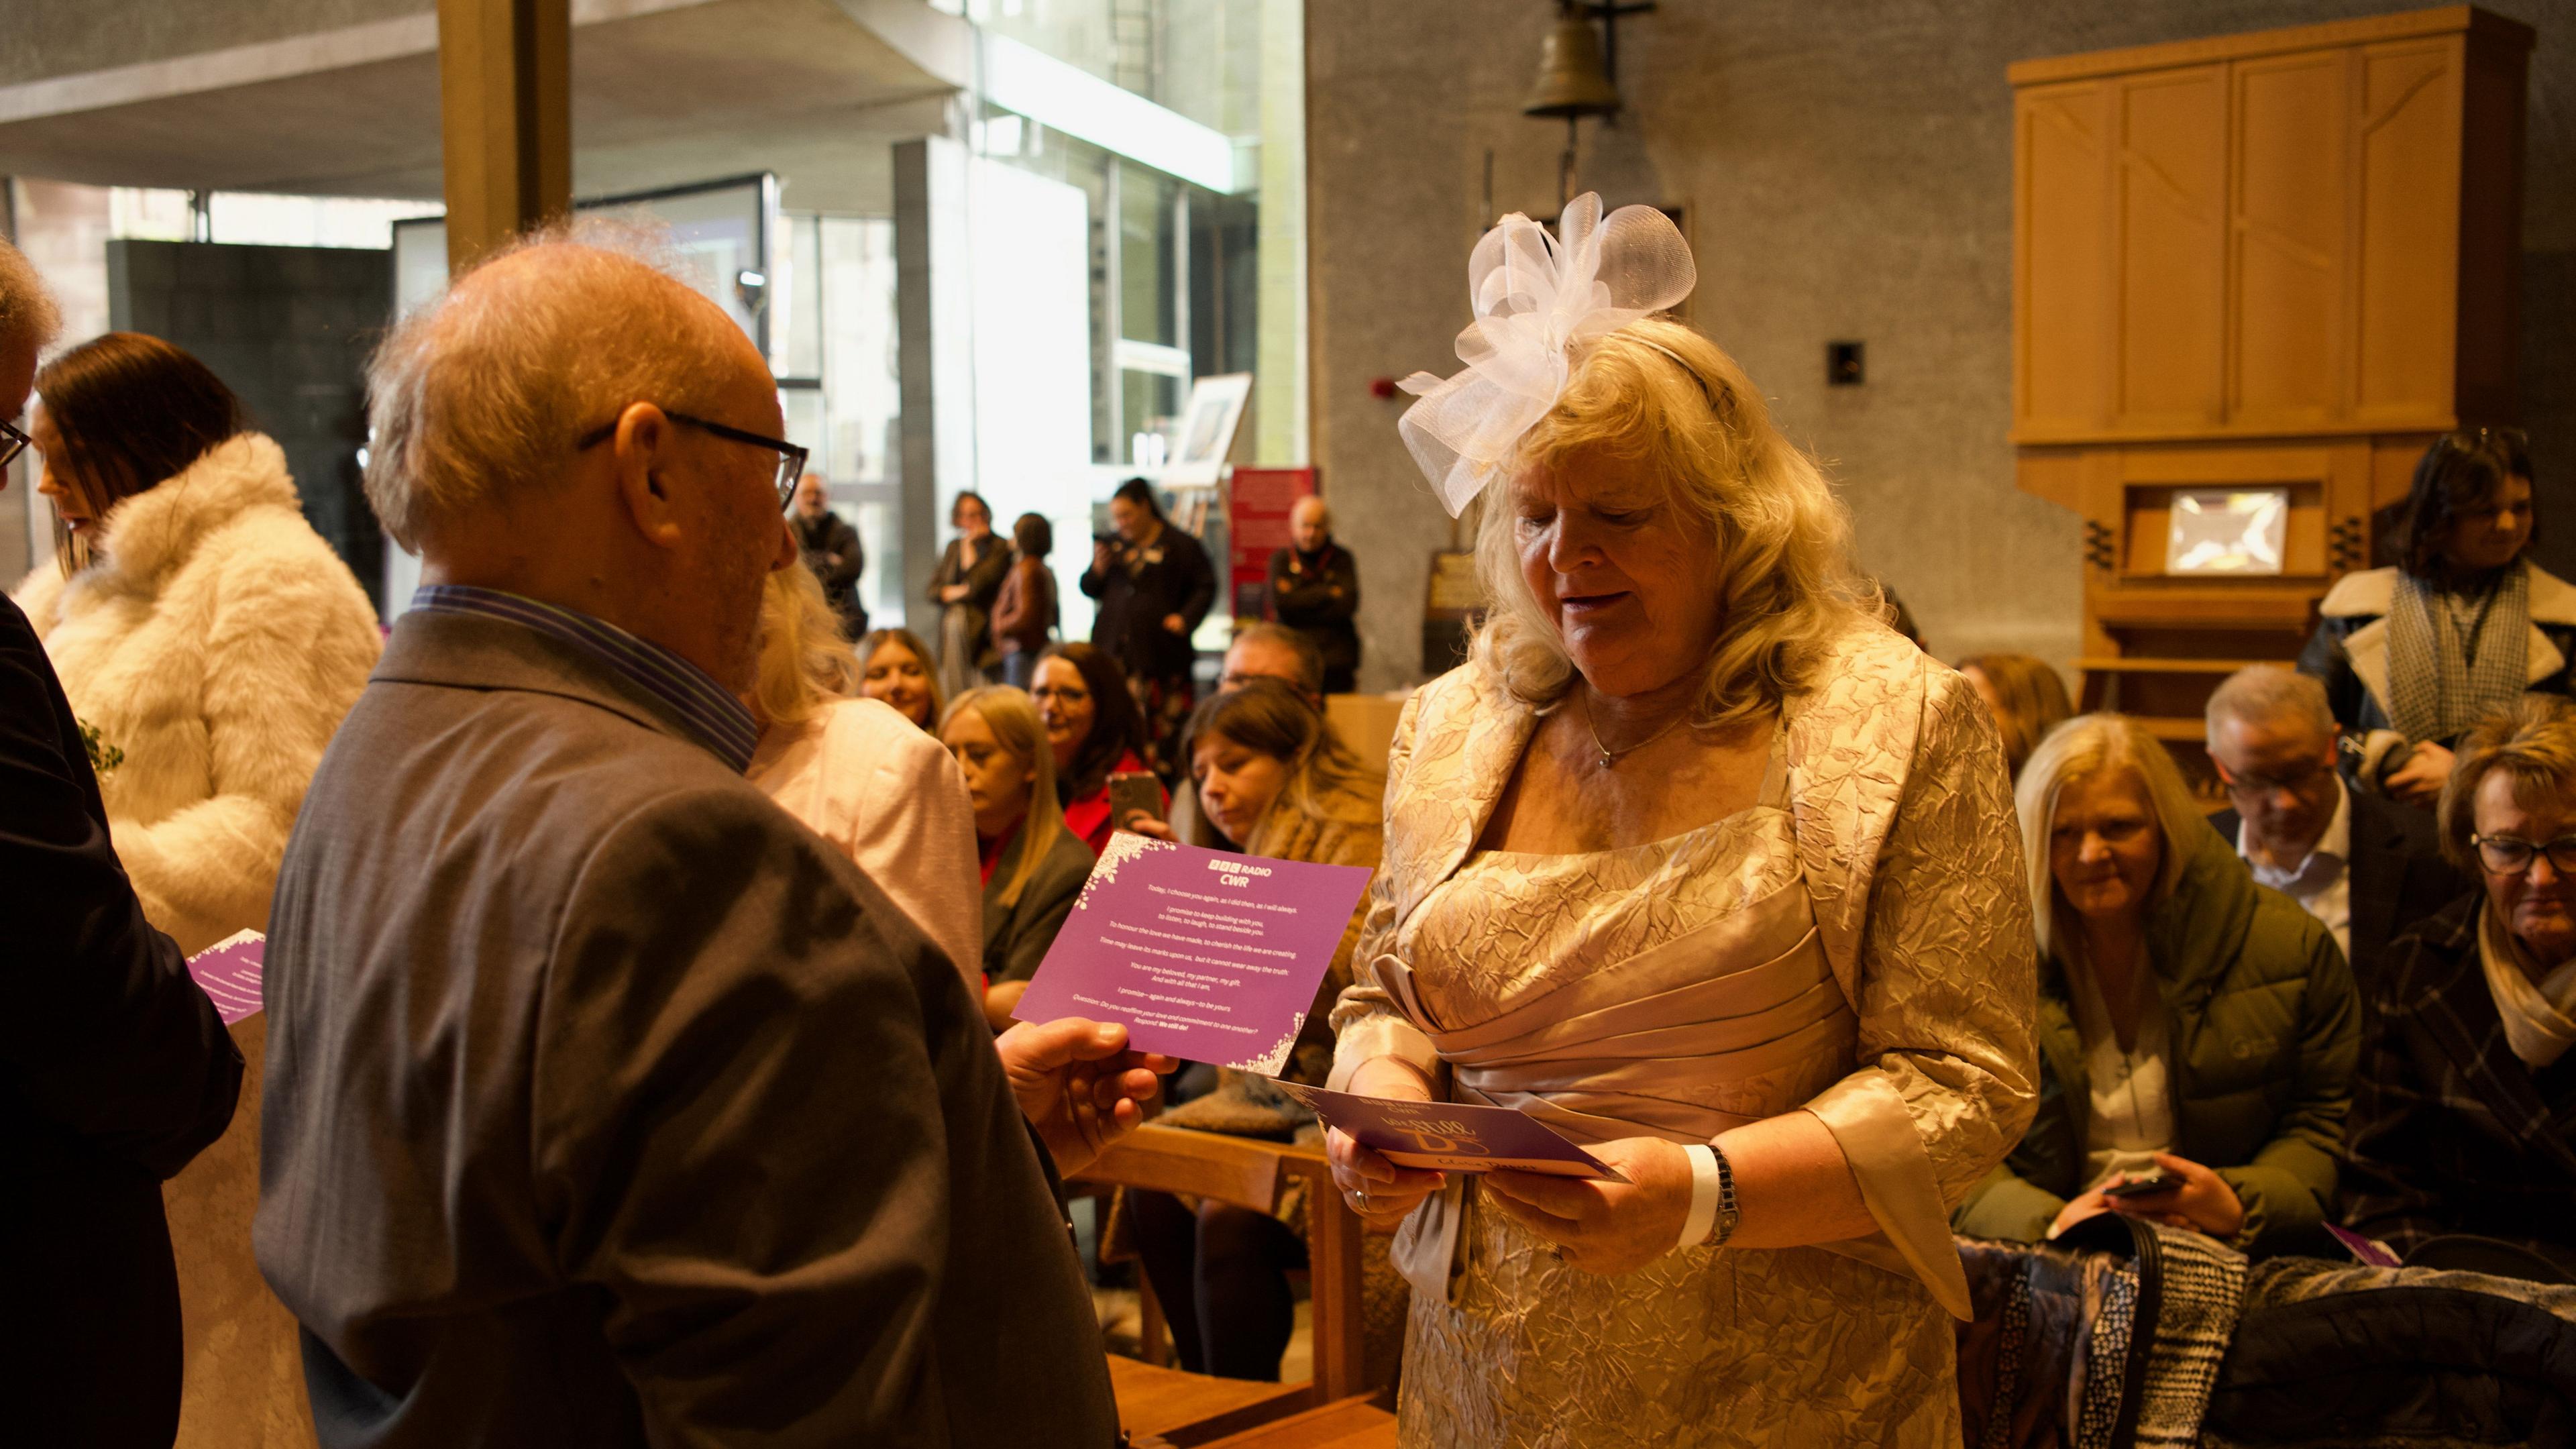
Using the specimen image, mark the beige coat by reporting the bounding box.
[13,433,381,954]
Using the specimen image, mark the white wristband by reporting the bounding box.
[1678,1143,1722,1248]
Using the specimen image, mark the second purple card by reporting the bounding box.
[1013,835,1374,1074]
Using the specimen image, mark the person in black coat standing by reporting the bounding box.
[0,237,244,1449]
[1082,477,1214,776]
[1265,494,1361,694]
[789,472,866,637]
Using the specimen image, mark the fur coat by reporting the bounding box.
[13,433,381,954]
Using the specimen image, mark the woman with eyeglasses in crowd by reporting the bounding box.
[1030,641,1162,854]
[2302,428,2572,808]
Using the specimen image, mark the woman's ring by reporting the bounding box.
[1354,1188,1374,1210]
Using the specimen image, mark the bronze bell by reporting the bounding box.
[1523,11,1622,119]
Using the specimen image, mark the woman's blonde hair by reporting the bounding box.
[1469,315,1873,732]
[751,564,861,728]
[2013,713,2206,963]
[1958,653,2075,781]
[857,627,946,732]
[2438,703,2576,874]
[942,686,1065,909]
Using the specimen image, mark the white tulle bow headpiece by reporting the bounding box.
[1396,192,1698,517]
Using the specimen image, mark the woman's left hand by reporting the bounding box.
[2104,1152,2244,1240]
[1480,1136,1695,1277]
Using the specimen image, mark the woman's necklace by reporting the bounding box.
[1581,690,1693,771]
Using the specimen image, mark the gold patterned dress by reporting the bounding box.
[1332,625,2038,1447]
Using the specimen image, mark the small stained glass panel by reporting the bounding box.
[2165,488,2289,576]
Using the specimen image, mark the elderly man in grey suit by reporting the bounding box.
[254,233,1160,1448]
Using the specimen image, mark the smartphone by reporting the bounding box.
[2102,1173,2179,1199]
[1108,771,1163,832]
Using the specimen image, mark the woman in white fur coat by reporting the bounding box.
[13,332,380,956]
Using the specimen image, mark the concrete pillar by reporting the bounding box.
[893,136,975,625]
[435,0,572,274]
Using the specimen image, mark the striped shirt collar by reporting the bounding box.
[409,585,758,772]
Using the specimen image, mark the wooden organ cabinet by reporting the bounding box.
[2009,5,2532,776]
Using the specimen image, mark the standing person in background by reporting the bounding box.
[11,331,383,953]
[1032,641,1160,854]
[2204,665,2465,1000]
[1956,713,2357,1256]
[941,686,1097,1030]
[1082,477,1214,777]
[2302,428,2573,807]
[857,625,945,733]
[0,237,246,1449]
[748,566,981,994]
[991,512,1059,690]
[1957,652,2074,784]
[928,490,1009,698]
[1265,495,1360,695]
[789,472,866,638]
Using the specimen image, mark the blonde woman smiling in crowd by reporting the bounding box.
[1326,199,2035,1446]
[856,625,944,732]
[1955,714,2356,1254]
[747,567,981,990]
[940,685,1095,1030]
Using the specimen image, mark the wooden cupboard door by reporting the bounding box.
[2353,37,2465,427]
[2113,65,2227,432]
[2015,80,2110,437]
[2229,50,2350,431]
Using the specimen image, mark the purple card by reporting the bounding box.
[186,930,265,1026]
[2326,1224,2403,1268]
[1013,835,1373,1074]
[1271,1081,1629,1181]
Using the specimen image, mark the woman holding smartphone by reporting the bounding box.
[1032,642,1163,853]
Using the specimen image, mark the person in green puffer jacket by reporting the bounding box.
[1955,712,2361,1257]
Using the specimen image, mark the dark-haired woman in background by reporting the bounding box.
[11,331,380,952]
[991,511,1059,690]
[1032,641,1161,854]
[1957,653,2075,784]
[2302,428,2573,807]
[926,489,1010,698]
[1081,477,1215,776]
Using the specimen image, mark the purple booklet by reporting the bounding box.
[1013,835,1373,1075]
[2325,1224,2403,1269]
[185,930,266,1026]
[1271,1081,1628,1181]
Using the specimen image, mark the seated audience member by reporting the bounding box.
[1034,641,1161,853]
[1957,652,2074,783]
[11,331,382,952]
[1263,496,1361,695]
[2205,665,2465,999]
[857,625,943,731]
[254,231,1165,1448]
[1,239,246,1449]
[1955,713,2358,1256]
[2343,708,2576,1275]
[941,686,1097,1030]
[747,565,981,991]
[1163,623,1333,841]
[1128,679,1393,1381]
[2301,427,2571,806]
[990,512,1059,690]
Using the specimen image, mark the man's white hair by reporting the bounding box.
[362,220,747,550]
[0,237,63,354]
[2204,663,2336,743]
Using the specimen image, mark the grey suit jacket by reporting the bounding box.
[254,608,1118,1448]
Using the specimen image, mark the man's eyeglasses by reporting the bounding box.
[0,416,30,473]
[577,409,806,512]
[2216,756,2333,799]
[2471,833,2576,876]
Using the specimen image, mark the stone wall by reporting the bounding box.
[1306,0,2575,690]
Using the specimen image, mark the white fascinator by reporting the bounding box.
[1396,192,1697,517]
